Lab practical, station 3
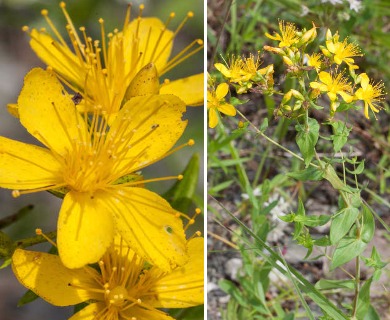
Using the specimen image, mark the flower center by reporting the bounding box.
[107,285,129,307]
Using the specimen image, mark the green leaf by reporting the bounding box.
[287,166,324,181]
[331,237,367,270]
[219,279,248,307]
[18,289,39,307]
[230,96,249,106]
[162,153,199,212]
[330,207,360,244]
[345,160,365,175]
[295,118,320,167]
[315,279,355,290]
[362,247,387,281]
[363,304,380,320]
[361,205,375,243]
[356,277,373,319]
[328,120,352,152]
[302,215,331,227]
[259,118,269,133]
[169,305,204,319]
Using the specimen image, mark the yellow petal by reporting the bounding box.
[208,107,219,128]
[327,92,337,101]
[146,237,204,308]
[123,306,174,320]
[29,29,85,90]
[215,83,229,100]
[160,74,204,106]
[214,63,230,77]
[108,94,187,174]
[106,188,187,272]
[17,68,87,155]
[57,191,114,269]
[318,71,332,85]
[125,63,160,100]
[69,302,105,320]
[12,249,101,306]
[6,103,19,118]
[338,91,354,103]
[359,73,369,89]
[0,136,62,190]
[123,18,173,75]
[218,103,236,116]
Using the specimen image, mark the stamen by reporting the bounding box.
[99,18,108,67]
[60,2,83,52]
[116,175,183,188]
[184,208,202,231]
[123,4,132,30]
[11,183,68,197]
[160,39,204,75]
[41,8,67,47]
[35,228,57,247]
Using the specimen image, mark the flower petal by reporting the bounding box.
[145,237,204,308]
[218,103,236,116]
[57,191,114,269]
[29,29,86,90]
[208,107,219,128]
[17,68,87,155]
[123,306,174,320]
[160,74,204,106]
[214,63,230,77]
[12,249,101,306]
[215,83,229,100]
[108,94,187,174]
[105,188,187,272]
[69,302,105,320]
[124,18,173,75]
[0,136,62,190]
[318,71,332,85]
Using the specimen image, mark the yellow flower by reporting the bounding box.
[22,2,204,118]
[355,73,385,119]
[310,71,354,112]
[265,20,300,48]
[0,68,190,271]
[207,83,236,128]
[321,29,362,70]
[305,53,322,72]
[12,236,204,320]
[214,57,252,84]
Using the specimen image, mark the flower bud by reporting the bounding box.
[300,22,317,44]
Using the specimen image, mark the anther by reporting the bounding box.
[41,9,48,16]
[170,12,175,18]
[195,208,201,214]
[197,39,203,45]
[187,11,194,18]
[35,228,57,247]
[22,26,29,32]
[178,175,184,180]
[60,1,66,8]
[99,18,104,24]
[12,190,20,198]
[188,139,195,146]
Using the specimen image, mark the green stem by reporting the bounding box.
[15,231,57,249]
[237,110,318,168]
[0,205,34,229]
[351,255,361,318]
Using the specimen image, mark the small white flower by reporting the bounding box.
[347,0,362,12]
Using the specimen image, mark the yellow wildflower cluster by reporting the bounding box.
[209,20,385,125]
[1,2,204,319]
